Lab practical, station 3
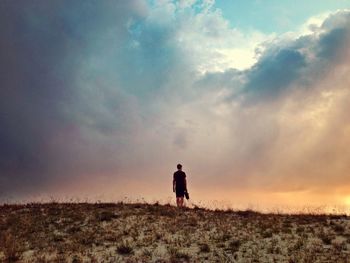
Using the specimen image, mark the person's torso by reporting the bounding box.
[174,171,186,188]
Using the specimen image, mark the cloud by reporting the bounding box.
[203,10,350,194]
[241,48,306,104]
[0,0,350,207]
[0,0,148,196]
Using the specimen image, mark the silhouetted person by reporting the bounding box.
[173,164,187,207]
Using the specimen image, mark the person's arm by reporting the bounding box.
[184,173,187,192]
[173,174,176,192]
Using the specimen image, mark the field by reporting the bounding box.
[1,202,350,262]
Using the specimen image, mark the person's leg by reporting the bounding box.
[176,197,180,207]
[180,197,184,207]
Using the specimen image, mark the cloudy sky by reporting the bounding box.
[1,0,350,211]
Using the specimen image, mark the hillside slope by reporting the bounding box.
[1,202,350,262]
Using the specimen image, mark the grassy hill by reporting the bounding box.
[1,202,350,262]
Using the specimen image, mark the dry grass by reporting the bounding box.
[0,202,349,262]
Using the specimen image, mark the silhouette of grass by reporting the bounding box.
[1,231,22,262]
[198,242,210,253]
[168,247,190,262]
[116,241,134,255]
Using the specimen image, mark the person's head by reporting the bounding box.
[177,164,182,170]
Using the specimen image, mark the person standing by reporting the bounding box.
[173,164,187,207]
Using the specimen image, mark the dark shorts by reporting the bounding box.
[176,188,185,198]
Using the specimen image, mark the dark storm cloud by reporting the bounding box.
[0,0,147,196]
[318,28,347,59]
[241,48,306,104]
[0,0,72,191]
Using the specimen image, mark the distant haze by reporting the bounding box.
[1,1,350,212]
